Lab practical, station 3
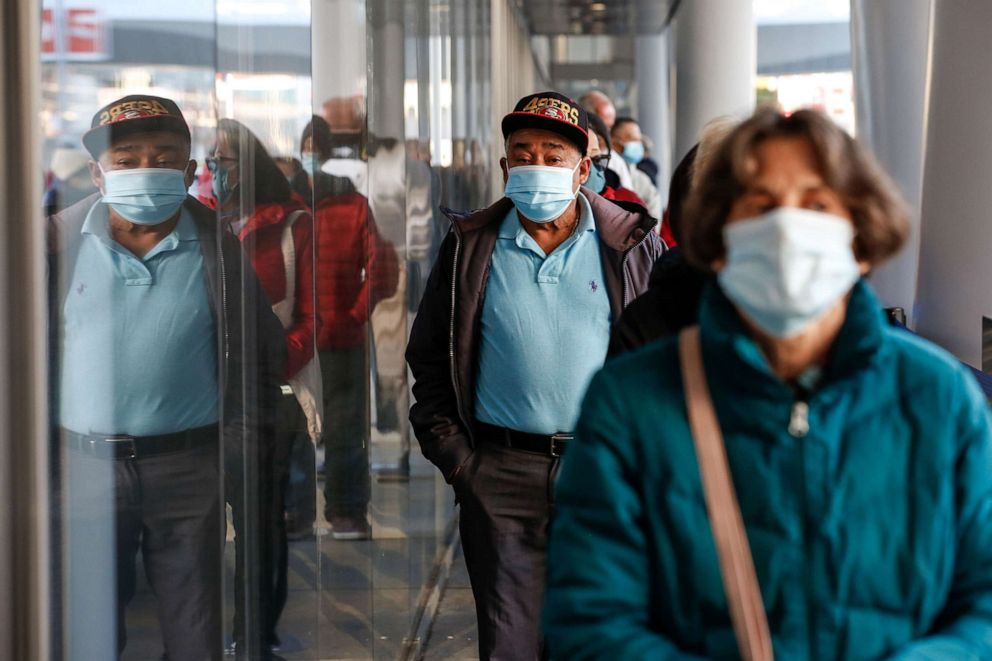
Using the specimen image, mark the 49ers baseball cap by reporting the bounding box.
[501,91,589,155]
[82,94,191,158]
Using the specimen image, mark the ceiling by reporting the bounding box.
[514,0,677,35]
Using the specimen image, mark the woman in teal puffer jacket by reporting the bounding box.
[544,108,992,660]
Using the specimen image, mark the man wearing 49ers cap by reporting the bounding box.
[49,94,285,660]
[406,91,663,659]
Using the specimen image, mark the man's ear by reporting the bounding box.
[184,160,197,189]
[87,160,104,192]
[578,156,591,185]
[500,157,508,184]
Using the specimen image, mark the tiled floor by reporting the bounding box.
[116,441,456,661]
[421,547,479,661]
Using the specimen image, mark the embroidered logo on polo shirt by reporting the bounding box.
[77,283,87,295]
[589,280,598,292]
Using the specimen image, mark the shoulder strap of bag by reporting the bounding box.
[678,326,774,661]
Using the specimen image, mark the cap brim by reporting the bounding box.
[82,116,191,158]
[501,112,588,155]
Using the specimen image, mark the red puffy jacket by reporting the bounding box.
[237,197,317,379]
[311,190,398,350]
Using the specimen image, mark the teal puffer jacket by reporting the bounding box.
[545,281,992,660]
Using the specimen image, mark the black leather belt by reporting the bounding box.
[475,422,573,458]
[61,424,218,460]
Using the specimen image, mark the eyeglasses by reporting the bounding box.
[591,154,610,170]
[205,156,238,173]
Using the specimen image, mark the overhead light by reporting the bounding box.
[590,2,607,11]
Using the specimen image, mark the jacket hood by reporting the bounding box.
[442,187,656,253]
[240,197,309,235]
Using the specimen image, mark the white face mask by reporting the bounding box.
[717,207,860,338]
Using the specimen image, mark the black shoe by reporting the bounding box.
[328,513,371,540]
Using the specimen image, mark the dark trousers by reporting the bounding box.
[63,441,222,661]
[320,346,370,518]
[284,429,316,526]
[229,392,304,655]
[455,440,560,661]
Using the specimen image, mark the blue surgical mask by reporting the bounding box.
[718,207,860,338]
[621,140,645,165]
[504,162,580,223]
[210,166,237,205]
[301,153,323,177]
[585,162,607,193]
[100,166,188,225]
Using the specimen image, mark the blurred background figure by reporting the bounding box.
[609,117,740,355]
[611,117,662,220]
[580,90,634,191]
[274,155,311,201]
[44,146,97,216]
[300,115,398,540]
[209,117,319,659]
[584,113,645,209]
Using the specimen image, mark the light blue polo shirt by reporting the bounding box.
[59,203,219,436]
[474,194,611,434]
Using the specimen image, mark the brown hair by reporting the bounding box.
[683,106,910,270]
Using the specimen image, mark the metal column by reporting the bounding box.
[851,0,933,322]
[915,3,992,365]
[0,1,50,658]
[635,32,672,205]
[673,0,756,161]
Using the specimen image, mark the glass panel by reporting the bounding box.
[43,0,497,657]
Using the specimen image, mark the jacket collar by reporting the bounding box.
[442,187,654,253]
[698,279,888,397]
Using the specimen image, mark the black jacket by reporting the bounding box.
[406,188,664,481]
[607,246,710,357]
[48,194,286,470]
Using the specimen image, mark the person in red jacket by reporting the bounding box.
[209,117,318,656]
[586,113,677,247]
[301,115,398,540]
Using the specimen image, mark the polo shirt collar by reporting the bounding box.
[499,193,597,245]
[81,202,198,246]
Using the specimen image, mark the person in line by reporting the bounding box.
[636,133,661,185]
[44,146,98,216]
[406,91,662,660]
[611,116,662,220]
[544,107,992,659]
[607,118,739,356]
[300,115,398,540]
[49,94,285,660]
[208,118,319,658]
[584,113,646,208]
[579,89,634,191]
[605,144,704,356]
[273,155,311,201]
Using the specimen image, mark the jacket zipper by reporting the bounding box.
[788,400,809,438]
[219,236,230,384]
[621,228,653,307]
[792,395,817,660]
[448,231,472,442]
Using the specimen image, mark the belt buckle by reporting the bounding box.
[550,433,572,458]
[104,435,137,459]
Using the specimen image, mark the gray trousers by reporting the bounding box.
[454,440,560,661]
[62,441,222,660]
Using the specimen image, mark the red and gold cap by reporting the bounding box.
[501,91,589,154]
[82,94,191,157]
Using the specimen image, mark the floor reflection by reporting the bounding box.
[120,433,453,661]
